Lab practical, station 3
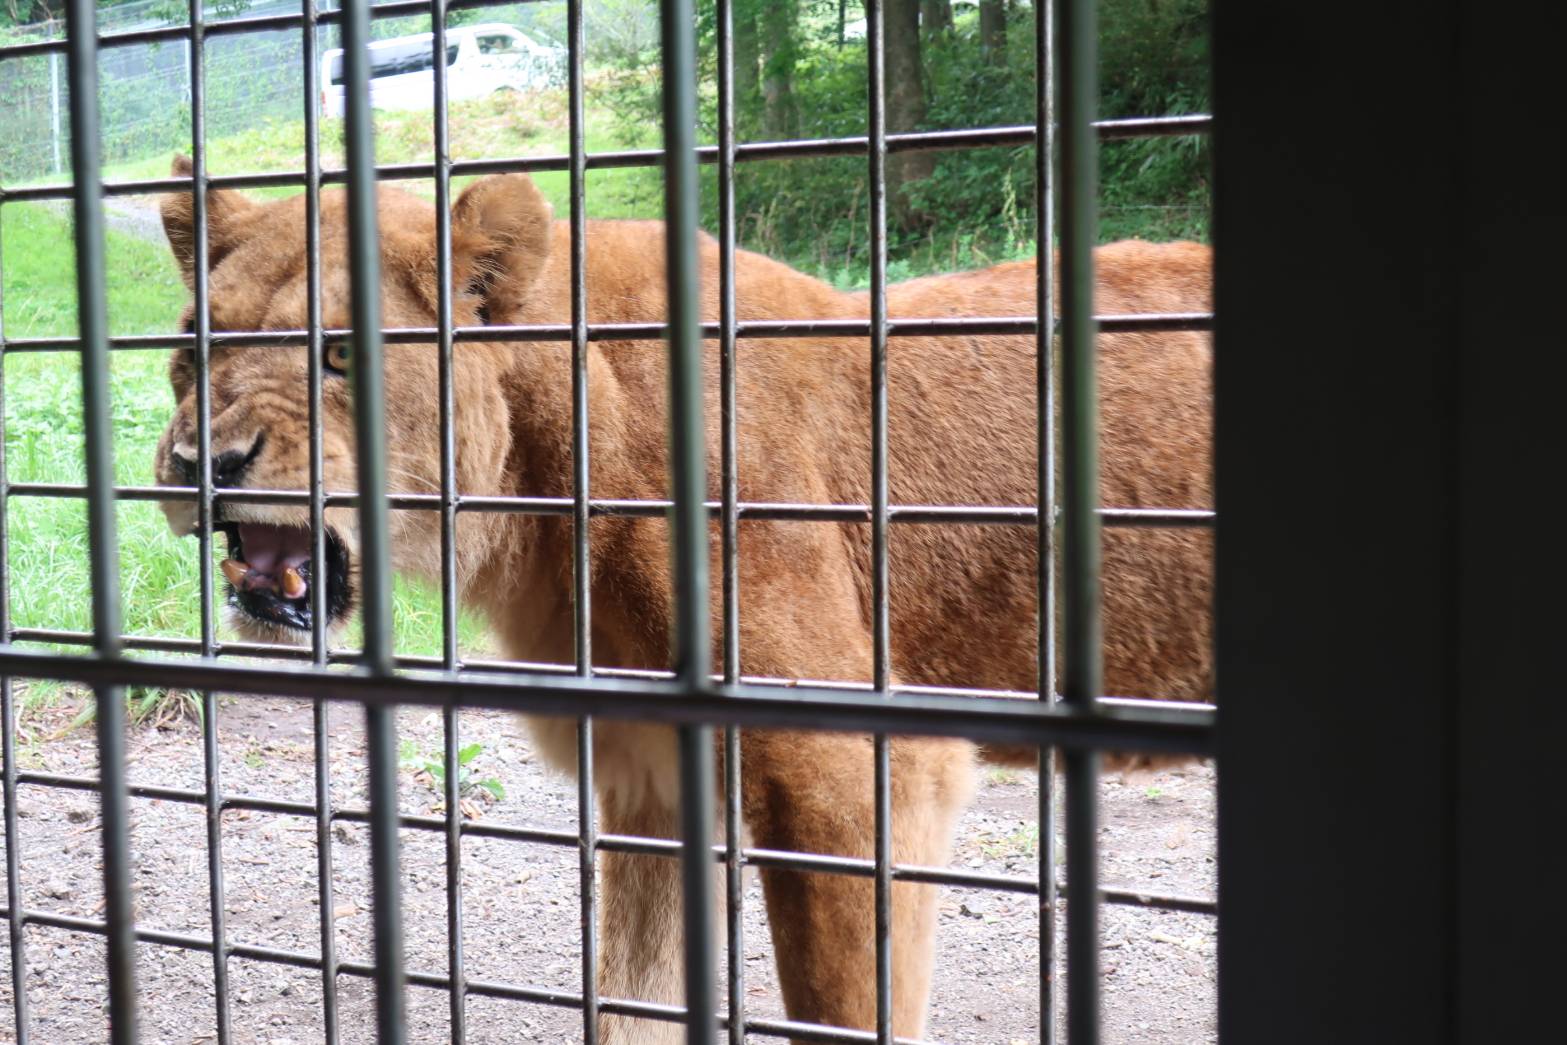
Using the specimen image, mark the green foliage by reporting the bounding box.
[1097,0,1210,241]
[146,0,251,25]
[532,0,660,64]
[400,738,507,802]
[599,0,1209,285]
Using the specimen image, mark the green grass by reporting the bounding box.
[2,200,490,712]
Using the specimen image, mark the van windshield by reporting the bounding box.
[327,41,459,86]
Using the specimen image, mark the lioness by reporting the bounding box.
[155,157,1210,1041]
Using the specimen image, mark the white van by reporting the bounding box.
[319,23,565,118]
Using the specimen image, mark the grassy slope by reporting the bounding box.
[89,93,665,220]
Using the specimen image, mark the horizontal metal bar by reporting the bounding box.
[0,0,524,60]
[0,481,1212,527]
[3,628,1215,714]
[0,116,1210,200]
[0,313,1214,355]
[0,905,689,1025]
[8,769,1216,914]
[0,900,962,1043]
[0,646,1214,755]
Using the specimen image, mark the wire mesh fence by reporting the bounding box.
[0,0,568,181]
[0,1,1214,1043]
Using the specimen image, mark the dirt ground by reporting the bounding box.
[0,694,1215,1044]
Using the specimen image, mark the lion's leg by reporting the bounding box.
[743,730,974,1040]
[595,779,687,1045]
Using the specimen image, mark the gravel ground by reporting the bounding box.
[0,694,1215,1044]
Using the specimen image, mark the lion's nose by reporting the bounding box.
[169,433,265,488]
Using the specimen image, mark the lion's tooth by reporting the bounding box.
[220,559,249,588]
[280,565,306,600]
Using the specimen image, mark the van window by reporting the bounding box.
[476,34,519,55]
[327,42,459,86]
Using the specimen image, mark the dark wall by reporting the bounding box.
[1214,2,1567,1041]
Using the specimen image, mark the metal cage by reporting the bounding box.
[0,2,1216,1043]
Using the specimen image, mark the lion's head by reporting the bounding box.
[153,158,553,642]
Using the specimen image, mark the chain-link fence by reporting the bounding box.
[0,0,572,182]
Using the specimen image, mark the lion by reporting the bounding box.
[154,156,1211,1042]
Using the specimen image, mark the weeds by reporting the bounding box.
[978,823,1041,860]
[400,738,507,816]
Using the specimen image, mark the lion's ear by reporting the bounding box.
[450,174,554,318]
[160,155,256,289]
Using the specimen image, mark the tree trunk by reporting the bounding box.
[921,0,953,40]
[980,0,1007,65]
[760,2,799,140]
[735,2,761,137]
[886,0,933,229]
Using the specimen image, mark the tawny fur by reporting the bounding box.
[155,163,1211,1043]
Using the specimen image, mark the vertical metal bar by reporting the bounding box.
[432,0,459,679]
[63,2,136,1040]
[50,52,62,175]
[864,1,894,1041]
[660,0,716,1041]
[576,733,598,1045]
[188,1,214,661]
[575,725,598,1045]
[679,723,717,1045]
[63,3,121,660]
[301,5,341,1042]
[429,3,468,1041]
[564,0,600,1041]
[441,705,466,1042]
[1057,0,1102,1043]
[186,6,232,1041]
[1035,2,1060,1042]
[0,192,29,1045]
[0,677,26,1045]
[341,2,404,1042]
[722,722,743,1044]
[715,0,745,1039]
[661,0,709,692]
[567,5,591,684]
[716,0,740,694]
[198,697,230,1036]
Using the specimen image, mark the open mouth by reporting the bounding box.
[218,522,352,632]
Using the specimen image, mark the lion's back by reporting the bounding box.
[868,243,1214,700]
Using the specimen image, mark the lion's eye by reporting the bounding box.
[324,340,351,376]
